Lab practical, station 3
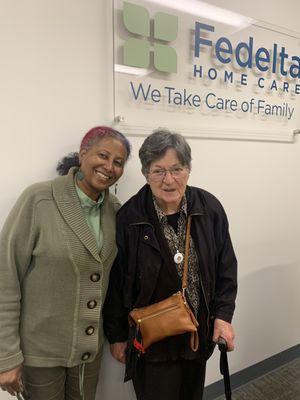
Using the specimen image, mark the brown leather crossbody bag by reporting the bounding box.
[128,216,199,352]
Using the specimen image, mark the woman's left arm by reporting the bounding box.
[212,204,237,347]
[212,318,235,351]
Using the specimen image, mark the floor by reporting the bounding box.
[215,357,300,400]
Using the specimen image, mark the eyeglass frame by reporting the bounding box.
[147,165,189,181]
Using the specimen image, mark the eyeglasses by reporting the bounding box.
[148,166,188,181]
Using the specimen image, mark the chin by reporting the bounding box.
[99,184,110,191]
[162,195,180,204]
[93,179,110,191]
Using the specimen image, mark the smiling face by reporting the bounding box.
[78,136,127,200]
[146,148,190,214]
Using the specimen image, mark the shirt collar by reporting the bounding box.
[153,194,187,222]
[75,178,105,210]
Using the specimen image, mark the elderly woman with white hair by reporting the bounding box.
[104,129,237,400]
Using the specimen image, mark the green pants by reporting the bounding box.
[22,352,101,400]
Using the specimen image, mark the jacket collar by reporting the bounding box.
[52,167,113,263]
[126,184,205,225]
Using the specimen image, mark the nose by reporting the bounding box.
[162,170,175,183]
[103,159,114,172]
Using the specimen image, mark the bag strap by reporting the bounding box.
[182,215,192,290]
[182,215,199,352]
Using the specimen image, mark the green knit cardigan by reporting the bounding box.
[0,167,120,372]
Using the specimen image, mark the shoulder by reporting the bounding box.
[2,179,55,228]
[14,180,54,209]
[116,185,149,221]
[117,194,136,214]
[187,186,227,217]
[107,192,122,213]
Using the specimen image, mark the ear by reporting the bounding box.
[79,149,86,164]
[143,170,150,183]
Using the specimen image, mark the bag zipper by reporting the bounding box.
[137,303,182,324]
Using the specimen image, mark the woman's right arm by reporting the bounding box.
[0,188,36,376]
[0,365,23,396]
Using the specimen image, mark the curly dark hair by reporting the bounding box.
[56,152,80,176]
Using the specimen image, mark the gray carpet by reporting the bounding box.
[215,357,300,400]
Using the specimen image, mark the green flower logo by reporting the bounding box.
[123,2,178,73]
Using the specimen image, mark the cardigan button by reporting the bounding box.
[143,235,149,240]
[87,300,97,309]
[85,326,95,335]
[81,352,91,361]
[90,273,100,282]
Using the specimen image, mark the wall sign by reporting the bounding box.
[113,0,300,141]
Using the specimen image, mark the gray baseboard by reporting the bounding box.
[203,343,300,400]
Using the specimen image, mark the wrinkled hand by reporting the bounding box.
[213,318,235,351]
[0,364,23,396]
[110,342,127,364]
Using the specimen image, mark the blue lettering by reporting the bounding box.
[192,95,201,107]
[241,74,248,86]
[272,44,278,73]
[165,86,175,104]
[208,68,217,80]
[270,80,278,91]
[257,100,265,114]
[183,89,192,106]
[215,37,232,63]
[258,77,265,88]
[205,92,216,108]
[255,48,270,72]
[235,37,253,68]
[130,82,151,101]
[193,64,203,77]
[164,87,201,107]
[193,26,298,79]
[279,47,288,76]
[194,22,214,58]
[224,71,233,83]
[173,91,183,105]
[151,89,161,102]
[283,82,289,92]
[241,101,249,112]
[290,56,300,78]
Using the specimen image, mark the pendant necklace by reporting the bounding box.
[174,250,184,264]
[166,210,184,265]
[173,221,184,264]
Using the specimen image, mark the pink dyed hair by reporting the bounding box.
[80,126,131,159]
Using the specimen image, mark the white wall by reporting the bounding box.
[0,1,299,399]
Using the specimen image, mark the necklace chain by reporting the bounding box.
[171,215,185,265]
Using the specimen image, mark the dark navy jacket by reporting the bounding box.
[103,184,237,349]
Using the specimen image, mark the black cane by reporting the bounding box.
[218,337,232,400]
[16,389,30,400]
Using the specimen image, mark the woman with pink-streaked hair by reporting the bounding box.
[0,126,130,400]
